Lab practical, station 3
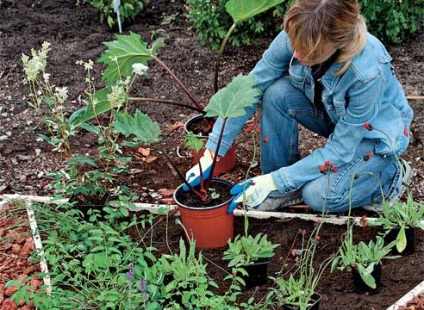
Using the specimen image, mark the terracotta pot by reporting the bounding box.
[173,179,234,249]
[282,293,322,310]
[384,226,415,255]
[240,260,269,289]
[184,114,236,176]
[351,262,381,295]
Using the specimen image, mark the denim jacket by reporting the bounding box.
[205,31,413,193]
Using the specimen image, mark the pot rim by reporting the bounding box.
[173,178,234,210]
[184,114,209,138]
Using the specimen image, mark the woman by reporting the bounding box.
[185,0,413,213]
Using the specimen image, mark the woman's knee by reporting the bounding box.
[301,180,328,211]
[302,179,348,212]
[262,77,293,113]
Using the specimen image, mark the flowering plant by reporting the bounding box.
[265,225,333,310]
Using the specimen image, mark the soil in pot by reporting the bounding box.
[174,179,234,249]
[282,293,322,310]
[384,227,415,255]
[351,263,382,295]
[240,260,269,289]
[175,178,233,208]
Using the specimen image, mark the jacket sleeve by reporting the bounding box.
[206,31,293,156]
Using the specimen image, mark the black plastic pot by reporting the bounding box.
[68,192,113,220]
[282,293,322,310]
[384,226,415,255]
[351,263,381,295]
[240,261,269,289]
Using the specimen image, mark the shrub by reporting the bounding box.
[185,0,290,50]
[360,0,424,44]
[78,0,150,29]
[186,0,423,49]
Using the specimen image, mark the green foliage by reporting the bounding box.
[331,226,397,289]
[226,0,285,25]
[6,202,248,309]
[98,32,163,84]
[7,202,161,309]
[264,225,333,310]
[359,0,424,43]
[79,0,150,29]
[112,109,161,146]
[185,131,206,153]
[368,193,424,252]
[223,233,279,267]
[185,0,289,50]
[205,74,262,118]
[267,275,317,310]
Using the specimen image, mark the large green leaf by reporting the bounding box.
[112,109,160,144]
[98,32,163,84]
[226,0,284,25]
[68,86,114,126]
[204,74,262,118]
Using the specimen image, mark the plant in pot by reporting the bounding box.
[368,192,424,255]
[263,223,333,310]
[185,0,284,175]
[222,233,279,289]
[172,74,262,249]
[331,226,398,294]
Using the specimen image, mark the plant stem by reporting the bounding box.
[205,117,228,191]
[128,97,204,113]
[213,23,237,93]
[161,147,206,201]
[153,56,205,110]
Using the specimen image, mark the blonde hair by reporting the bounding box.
[284,0,367,75]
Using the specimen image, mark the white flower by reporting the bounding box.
[43,73,50,83]
[132,63,149,76]
[107,84,127,108]
[21,42,51,82]
[76,59,94,71]
[54,87,68,104]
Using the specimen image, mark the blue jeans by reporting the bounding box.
[260,76,403,212]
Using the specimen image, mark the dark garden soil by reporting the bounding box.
[0,0,423,309]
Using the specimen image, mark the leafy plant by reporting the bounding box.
[212,0,285,91]
[264,224,333,310]
[180,73,262,201]
[78,0,149,30]
[331,226,397,289]
[69,32,204,127]
[267,274,320,310]
[359,0,424,44]
[368,193,424,253]
[6,201,163,309]
[185,0,288,51]
[223,233,279,267]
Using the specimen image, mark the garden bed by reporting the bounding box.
[0,0,423,309]
[1,196,423,309]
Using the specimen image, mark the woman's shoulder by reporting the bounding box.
[348,33,392,82]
